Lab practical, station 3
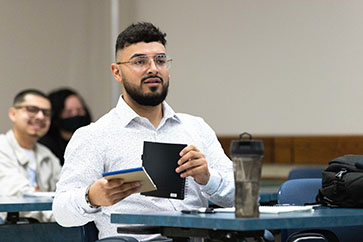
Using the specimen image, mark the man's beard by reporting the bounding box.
[122,75,169,106]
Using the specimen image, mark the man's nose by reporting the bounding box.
[147,59,159,74]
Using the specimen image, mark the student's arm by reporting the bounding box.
[52,128,103,227]
[187,118,235,208]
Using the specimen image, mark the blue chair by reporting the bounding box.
[287,167,323,180]
[278,178,336,242]
[278,178,322,205]
[277,178,361,242]
[82,222,99,242]
[82,222,138,242]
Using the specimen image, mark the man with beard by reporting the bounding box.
[53,22,234,241]
[0,89,61,222]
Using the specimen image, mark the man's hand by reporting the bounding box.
[176,145,210,185]
[88,178,141,207]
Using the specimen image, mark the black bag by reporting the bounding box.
[317,155,363,208]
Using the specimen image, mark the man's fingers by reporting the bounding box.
[179,145,199,157]
[180,165,202,178]
[107,186,140,204]
[104,178,124,188]
[178,150,203,166]
[108,181,141,196]
[177,152,205,172]
[103,182,141,205]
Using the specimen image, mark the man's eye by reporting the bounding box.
[133,58,148,65]
[27,106,39,113]
[156,58,167,65]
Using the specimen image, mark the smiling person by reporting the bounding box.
[53,22,234,241]
[0,89,61,222]
[39,88,92,166]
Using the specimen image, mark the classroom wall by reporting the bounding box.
[0,0,111,132]
[1,0,363,136]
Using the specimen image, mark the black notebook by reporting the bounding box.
[141,141,187,200]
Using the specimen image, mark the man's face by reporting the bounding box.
[113,42,170,106]
[9,94,51,139]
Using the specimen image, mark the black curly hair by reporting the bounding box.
[115,22,167,55]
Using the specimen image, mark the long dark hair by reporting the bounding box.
[46,88,92,138]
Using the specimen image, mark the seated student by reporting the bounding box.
[39,88,91,165]
[53,22,235,241]
[0,89,61,222]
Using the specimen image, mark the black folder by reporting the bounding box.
[141,141,187,200]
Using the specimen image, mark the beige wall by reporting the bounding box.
[0,0,114,132]
[1,0,363,136]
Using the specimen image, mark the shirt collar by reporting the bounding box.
[5,130,48,166]
[115,95,181,127]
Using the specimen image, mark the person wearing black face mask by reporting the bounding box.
[39,88,92,165]
[61,115,90,133]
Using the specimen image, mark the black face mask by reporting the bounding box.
[60,115,90,132]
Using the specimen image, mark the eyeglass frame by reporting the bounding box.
[14,105,52,118]
[116,53,173,71]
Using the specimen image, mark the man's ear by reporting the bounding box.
[8,107,16,122]
[111,63,122,83]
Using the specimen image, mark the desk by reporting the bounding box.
[0,196,81,242]
[0,196,53,224]
[111,207,363,240]
[0,196,53,213]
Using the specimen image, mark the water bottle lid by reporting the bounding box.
[229,132,264,156]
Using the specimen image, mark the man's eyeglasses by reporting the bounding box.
[14,105,51,118]
[117,54,172,71]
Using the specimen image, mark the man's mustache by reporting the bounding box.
[28,120,47,128]
[141,75,163,84]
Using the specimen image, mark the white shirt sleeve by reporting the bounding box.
[52,127,103,227]
[194,118,235,208]
[53,186,101,227]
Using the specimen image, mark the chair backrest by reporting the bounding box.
[278,178,331,242]
[288,167,323,180]
[286,230,339,242]
[277,178,361,242]
[277,178,321,205]
[82,222,99,242]
[81,222,141,242]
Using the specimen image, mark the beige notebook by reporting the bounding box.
[103,167,157,193]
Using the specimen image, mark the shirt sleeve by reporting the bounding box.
[52,127,103,227]
[194,118,235,208]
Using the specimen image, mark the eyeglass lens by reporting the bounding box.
[118,54,172,70]
[132,55,169,67]
[15,105,51,117]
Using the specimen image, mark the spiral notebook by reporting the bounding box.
[141,141,187,200]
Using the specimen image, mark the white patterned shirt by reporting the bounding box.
[53,96,234,241]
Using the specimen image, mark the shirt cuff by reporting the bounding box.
[200,169,222,195]
[77,186,101,213]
